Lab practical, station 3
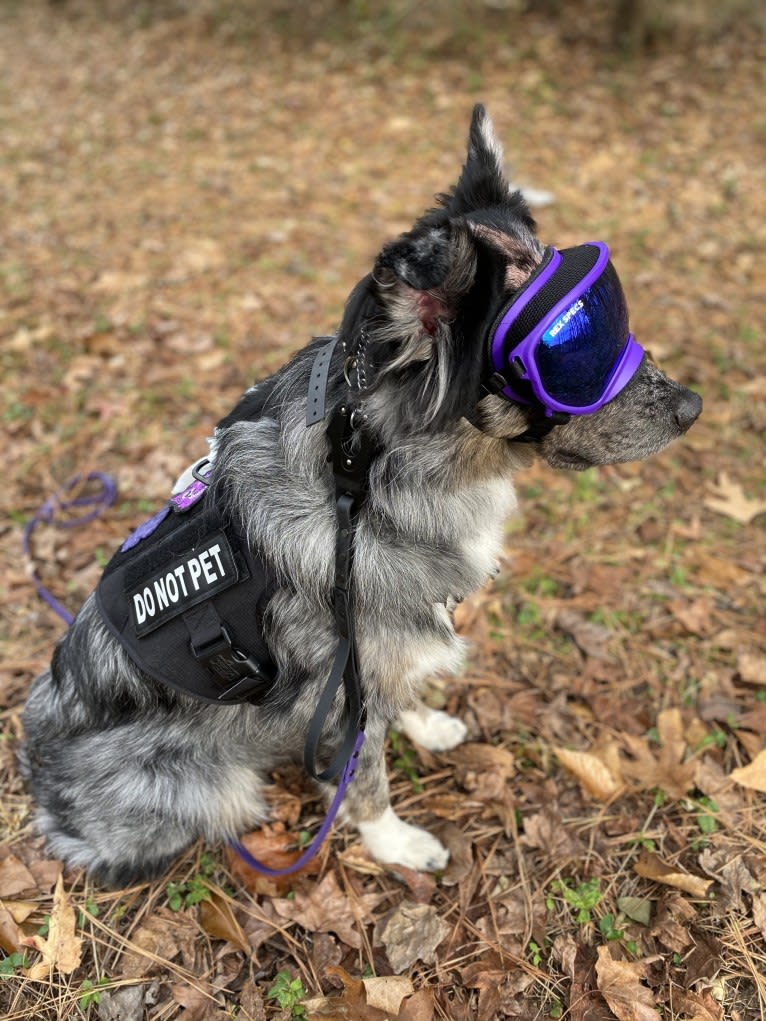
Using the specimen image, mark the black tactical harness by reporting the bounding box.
[96,474,278,707]
[96,335,372,782]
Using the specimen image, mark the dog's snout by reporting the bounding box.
[674,388,703,432]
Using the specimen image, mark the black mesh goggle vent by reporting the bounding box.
[501,243,602,353]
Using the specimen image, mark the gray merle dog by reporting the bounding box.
[20,106,701,885]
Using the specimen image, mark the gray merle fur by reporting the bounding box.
[20,106,701,885]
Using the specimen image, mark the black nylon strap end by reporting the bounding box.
[306,337,339,426]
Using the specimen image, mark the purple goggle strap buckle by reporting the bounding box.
[229,729,365,877]
[490,242,644,416]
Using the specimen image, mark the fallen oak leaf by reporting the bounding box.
[704,472,766,525]
[620,708,696,800]
[554,746,623,801]
[672,989,722,1021]
[272,871,381,950]
[21,874,82,978]
[377,901,449,975]
[595,946,659,1021]
[729,748,766,793]
[634,851,713,899]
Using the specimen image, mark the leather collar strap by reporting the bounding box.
[303,336,372,781]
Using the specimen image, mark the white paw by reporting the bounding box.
[398,707,468,752]
[358,807,449,872]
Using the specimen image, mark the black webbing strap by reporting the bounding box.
[303,491,365,781]
[303,337,372,781]
[306,337,337,427]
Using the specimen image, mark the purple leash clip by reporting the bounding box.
[229,729,365,877]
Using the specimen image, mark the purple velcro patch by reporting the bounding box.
[120,505,171,552]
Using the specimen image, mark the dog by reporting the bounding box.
[20,105,701,886]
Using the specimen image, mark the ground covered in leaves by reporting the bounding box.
[1,2,765,1019]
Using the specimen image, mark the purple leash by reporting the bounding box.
[22,472,118,626]
[229,729,365,876]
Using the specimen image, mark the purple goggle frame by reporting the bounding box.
[488,241,645,416]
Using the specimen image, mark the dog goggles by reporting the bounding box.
[487,241,644,415]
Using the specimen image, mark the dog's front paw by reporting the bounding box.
[358,807,449,872]
[398,707,468,752]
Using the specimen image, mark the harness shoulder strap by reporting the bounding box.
[303,336,372,781]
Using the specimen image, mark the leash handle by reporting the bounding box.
[23,472,118,626]
[230,729,365,877]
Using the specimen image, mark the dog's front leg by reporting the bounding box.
[338,720,449,872]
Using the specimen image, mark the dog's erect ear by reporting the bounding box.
[453,104,509,211]
[441,104,532,221]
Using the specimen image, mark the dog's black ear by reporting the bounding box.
[369,221,482,430]
[373,220,478,339]
[442,104,532,223]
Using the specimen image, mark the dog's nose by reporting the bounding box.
[674,388,703,431]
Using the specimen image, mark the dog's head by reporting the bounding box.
[356,104,701,470]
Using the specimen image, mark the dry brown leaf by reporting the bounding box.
[668,597,715,636]
[28,859,62,894]
[595,946,658,1021]
[172,983,216,1021]
[620,708,696,799]
[704,473,766,524]
[729,748,766,793]
[377,901,450,975]
[2,900,37,925]
[751,893,766,941]
[634,851,713,899]
[225,828,321,894]
[650,893,696,953]
[450,742,515,778]
[737,651,766,685]
[119,912,186,978]
[398,988,435,1021]
[199,892,250,954]
[272,871,380,950]
[363,975,414,1014]
[22,874,82,978]
[304,966,391,1020]
[672,989,722,1021]
[554,608,614,660]
[694,554,753,589]
[520,806,586,860]
[0,855,38,898]
[554,746,623,801]
[0,903,25,955]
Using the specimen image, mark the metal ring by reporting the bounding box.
[349,408,365,430]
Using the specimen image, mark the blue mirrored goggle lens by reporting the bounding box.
[533,264,630,407]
